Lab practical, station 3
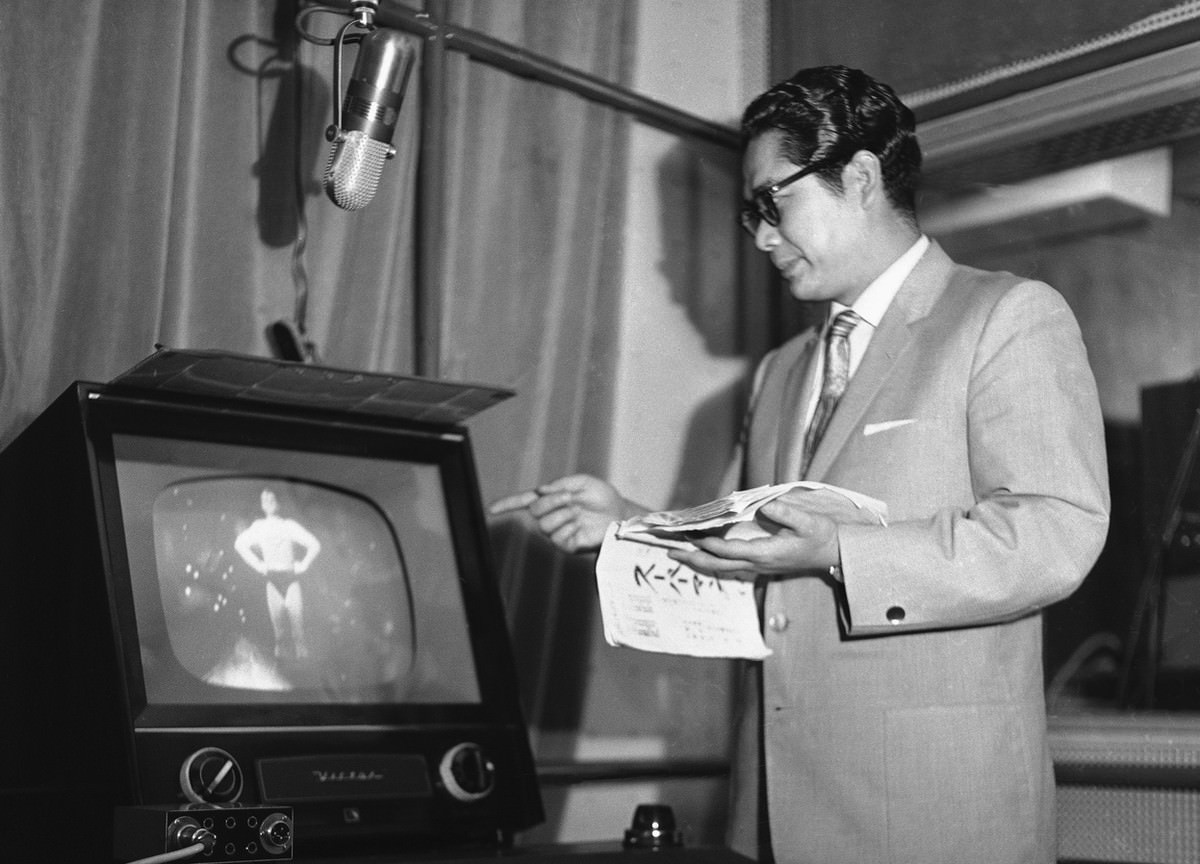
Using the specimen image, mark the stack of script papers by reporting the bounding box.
[595,481,887,660]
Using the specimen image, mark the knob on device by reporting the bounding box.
[438,742,497,802]
[180,746,245,804]
[623,804,684,849]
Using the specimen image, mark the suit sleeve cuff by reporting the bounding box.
[837,524,913,634]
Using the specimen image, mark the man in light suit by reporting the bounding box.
[492,66,1110,863]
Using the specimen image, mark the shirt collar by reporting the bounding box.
[831,234,929,327]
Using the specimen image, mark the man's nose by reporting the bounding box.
[754,220,779,252]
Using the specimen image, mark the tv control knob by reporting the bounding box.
[180,746,244,804]
[438,742,496,802]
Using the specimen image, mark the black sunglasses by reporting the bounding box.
[739,159,835,237]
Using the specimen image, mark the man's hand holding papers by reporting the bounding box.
[663,481,886,580]
[595,482,887,659]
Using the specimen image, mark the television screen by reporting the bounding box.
[115,433,481,707]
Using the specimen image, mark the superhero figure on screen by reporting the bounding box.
[234,487,322,660]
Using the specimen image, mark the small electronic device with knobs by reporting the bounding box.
[113,803,294,863]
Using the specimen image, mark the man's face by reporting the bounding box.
[261,489,278,515]
[742,130,869,305]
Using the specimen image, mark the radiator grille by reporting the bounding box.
[1058,785,1200,864]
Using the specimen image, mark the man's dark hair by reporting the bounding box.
[741,65,922,220]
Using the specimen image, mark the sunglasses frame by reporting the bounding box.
[739,158,838,237]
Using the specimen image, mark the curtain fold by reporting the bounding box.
[434,1,634,755]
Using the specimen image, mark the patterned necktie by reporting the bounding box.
[800,310,861,477]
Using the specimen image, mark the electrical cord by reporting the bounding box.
[295,4,363,47]
[121,841,206,864]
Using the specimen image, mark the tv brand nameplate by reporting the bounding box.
[258,753,432,801]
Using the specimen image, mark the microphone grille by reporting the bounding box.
[324,131,390,211]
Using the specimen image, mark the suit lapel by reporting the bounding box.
[805,242,956,481]
[775,330,821,482]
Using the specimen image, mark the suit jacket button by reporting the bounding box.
[768,613,789,632]
[886,605,905,624]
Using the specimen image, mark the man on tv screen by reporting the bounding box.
[234,487,322,661]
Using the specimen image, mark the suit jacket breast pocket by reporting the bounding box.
[853,415,971,508]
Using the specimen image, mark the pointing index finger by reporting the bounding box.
[488,490,539,515]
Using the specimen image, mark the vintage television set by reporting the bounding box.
[0,350,543,860]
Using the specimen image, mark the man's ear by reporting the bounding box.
[843,150,883,207]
